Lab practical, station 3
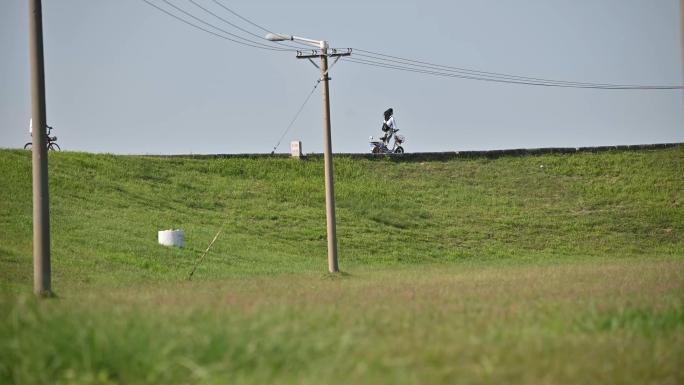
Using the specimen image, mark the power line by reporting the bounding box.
[346,56,646,89]
[158,0,295,50]
[140,0,292,51]
[271,78,321,154]
[353,51,647,88]
[185,0,303,50]
[142,0,682,90]
[345,57,682,89]
[209,0,313,49]
[202,3,681,89]
[211,0,276,34]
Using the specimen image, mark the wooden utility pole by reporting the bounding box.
[29,0,51,296]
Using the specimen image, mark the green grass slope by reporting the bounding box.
[1,147,683,289]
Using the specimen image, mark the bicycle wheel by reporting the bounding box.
[48,143,61,151]
[24,142,32,150]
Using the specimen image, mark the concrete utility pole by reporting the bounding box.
[295,47,350,273]
[29,0,51,296]
[681,0,684,96]
[265,33,351,273]
[319,53,339,273]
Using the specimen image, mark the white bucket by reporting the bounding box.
[158,229,185,248]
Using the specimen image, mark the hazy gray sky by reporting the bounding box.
[1,0,682,154]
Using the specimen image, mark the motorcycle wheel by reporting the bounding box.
[394,146,404,154]
[372,146,381,154]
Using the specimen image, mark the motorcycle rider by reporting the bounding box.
[381,108,396,144]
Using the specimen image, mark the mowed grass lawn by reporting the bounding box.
[1,147,683,384]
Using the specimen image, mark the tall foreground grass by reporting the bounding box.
[1,261,683,385]
[0,147,682,384]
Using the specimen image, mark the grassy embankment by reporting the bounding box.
[1,147,683,384]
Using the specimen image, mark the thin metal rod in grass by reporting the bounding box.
[187,227,223,280]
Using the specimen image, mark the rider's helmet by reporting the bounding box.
[383,108,393,121]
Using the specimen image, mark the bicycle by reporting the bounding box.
[24,125,60,151]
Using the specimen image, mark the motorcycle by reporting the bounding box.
[369,128,405,154]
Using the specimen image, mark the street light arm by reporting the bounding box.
[265,33,327,49]
[292,35,327,49]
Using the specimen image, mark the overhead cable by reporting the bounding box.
[271,78,321,154]
[353,51,651,88]
[142,0,683,90]
[185,0,303,50]
[158,0,295,50]
[140,0,293,51]
[345,57,682,90]
[210,0,313,49]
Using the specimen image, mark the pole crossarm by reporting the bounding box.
[296,48,352,59]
